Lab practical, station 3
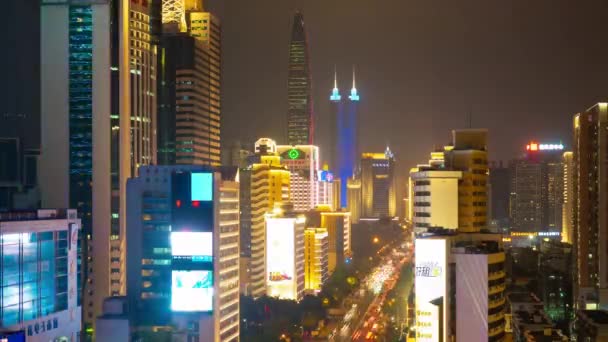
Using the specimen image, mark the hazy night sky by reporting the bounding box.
[208,0,608,175]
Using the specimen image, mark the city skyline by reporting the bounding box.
[206,0,608,173]
[3,1,608,341]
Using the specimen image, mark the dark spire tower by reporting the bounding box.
[336,66,360,208]
[287,11,314,145]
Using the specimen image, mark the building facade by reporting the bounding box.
[265,204,305,301]
[0,209,81,341]
[40,0,112,328]
[409,169,462,234]
[573,103,608,310]
[276,144,319,211]
[360,148,397,218]
[444,129,489,233]
[415,233,506,341]
[287,11,314,145]
[304,228,329,292]
[244,139,291,297]
[562,151,574,244]
[157,3,221,166]
[510,141,564,233]
[347,176,362,224]
[125,166,239,341]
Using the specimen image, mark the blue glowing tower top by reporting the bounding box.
[330,67,341,101]
[348,67,359,101]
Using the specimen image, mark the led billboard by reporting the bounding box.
[171,270,213,312]
[191,172,213,201]
[415,238,447,342]
[266,218,296,299]
[171,232,213,260]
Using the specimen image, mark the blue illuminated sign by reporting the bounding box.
[318,170,335,182]
[191,173,213,201]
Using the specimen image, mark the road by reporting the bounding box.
[351,248,410,341]
[330,235,413,341]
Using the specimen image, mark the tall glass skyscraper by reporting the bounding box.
[287,11,313,145]
[40,0,112,333]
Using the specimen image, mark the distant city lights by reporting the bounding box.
[526,142,564,151]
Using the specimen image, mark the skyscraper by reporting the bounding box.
[360,148,397,218]
[444,129,489,233]
[242,138,291,297]
[158,1,221,166]
[40,0,112,328]
[572,103,608,310]
[287,11,313,145]
[276,144,320,211]
[331,68,360,208]
[510,141,564,233]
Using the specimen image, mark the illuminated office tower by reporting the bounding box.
[277,144,320,211]
[347,176,361,224]
[360,148,397,218]
[304,228,329,292]
[287,11,314,145]
[40,0,112,328]
[443,129,489,233]
[123,166,239,341]
[510,141,564,233]
[562,151,573,244]
[265,204,305,301]
[306,207,352,274]
[409,167,462,234]
[572,103,608,310]
[243,139,291,297]
[415,233,506,341]
[338,69,360,208]
[0,209,81,341]
[158,1,221,166]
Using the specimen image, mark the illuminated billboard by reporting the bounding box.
[171,270,213,312]
[191,172,213,201]
[415,238,447,342]
[171,232,213,261]
[266,218,296,299]
[317,170,334,182]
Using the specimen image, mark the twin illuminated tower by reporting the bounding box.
[330,68,360,208]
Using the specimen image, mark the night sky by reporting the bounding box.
[208,0,608,175]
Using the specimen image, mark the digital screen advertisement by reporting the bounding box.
[191,172,213,201]
[266,218,296,299]
[171,231,213,261]
[171,270,214,312]
[415,238,447,342]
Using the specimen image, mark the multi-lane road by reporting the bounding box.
[331,235,413,341]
